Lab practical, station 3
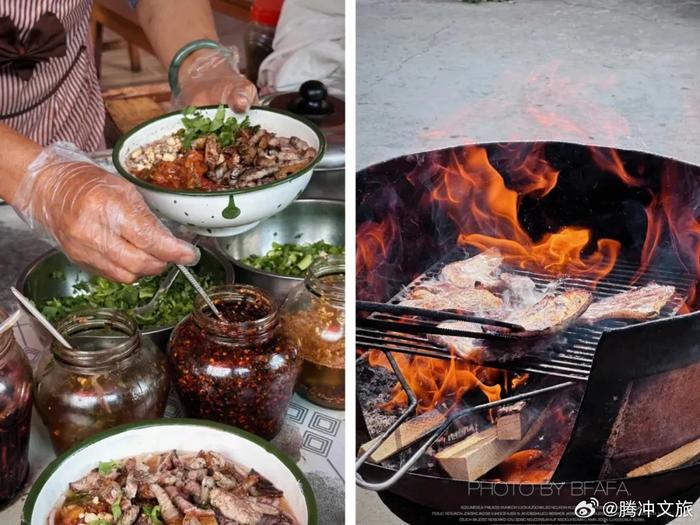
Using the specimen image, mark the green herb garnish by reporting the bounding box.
[241,240,344,277]
[179,104,258,149]
[98,460,119,476]
[87,520,110,525]
[39,268,220,329]
[112,494,122,520]
[143,504,163,525]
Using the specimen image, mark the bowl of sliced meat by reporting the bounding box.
[22,419,317,525]
[113,105,326,237]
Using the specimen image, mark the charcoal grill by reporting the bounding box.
[355,141,700,523]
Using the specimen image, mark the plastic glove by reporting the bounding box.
[175,45,258,113]
[12,143,199,283]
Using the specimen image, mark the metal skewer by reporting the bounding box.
[10,286,73,348]
[176,264,225,321]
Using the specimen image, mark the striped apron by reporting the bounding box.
[0,0,105,151]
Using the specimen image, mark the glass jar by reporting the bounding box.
[34,309,170,453]
[244,0,282,84]
[282,255,345,409]
[0,310,33,503]
[168,285,301,440]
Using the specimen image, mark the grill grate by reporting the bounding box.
[357,247,695,380]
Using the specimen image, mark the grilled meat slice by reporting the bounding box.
[428,321,486,359]
[496,273,539,306]
[210,487,280,524]
[440,249,503,289]
[507,289,593,335]
[580,283,676,323]
[149,483,181,524]
[401,284,504,315]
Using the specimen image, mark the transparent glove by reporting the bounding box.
[175,45,258,113]
[12,143,198,283]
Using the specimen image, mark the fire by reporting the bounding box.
[639,162,700,310]
[494,450,551,484]
[589,147,645,187]
[368,350,503,414]
[356,217,400,300]
[431,146,621,280]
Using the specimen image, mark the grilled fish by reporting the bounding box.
[440,248,503,289]
[580,283,676,324]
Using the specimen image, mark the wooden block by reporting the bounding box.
[496,401,527,440]
[435,410,547,481]
[105,96,165,134]
[359,410,446,463]
[626,437,700,478]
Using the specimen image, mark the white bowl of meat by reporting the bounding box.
[113,106,326,237]
[22,419,316,525]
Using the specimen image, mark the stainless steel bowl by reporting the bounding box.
[15,244,234,350]
[217,199,345,303]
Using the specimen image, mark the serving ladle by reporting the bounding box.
[10,286,73,348]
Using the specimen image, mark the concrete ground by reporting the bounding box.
[356,0,700,523]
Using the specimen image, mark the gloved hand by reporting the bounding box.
[12,143,199,283]
[175,45,258,113]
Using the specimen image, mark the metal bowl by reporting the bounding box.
[15,244,234,350]
[217,199,344,303]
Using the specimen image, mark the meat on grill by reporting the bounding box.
[428,321,486,359]
[506,289,593,335]
[400,283,504,314]
[580,282,676,324]
[440,248,503,289]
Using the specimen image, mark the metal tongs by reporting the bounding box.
[356,300,525,342]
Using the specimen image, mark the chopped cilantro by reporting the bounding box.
[112,494,122,520]
[98,460,119,476]
[179,104,258,149]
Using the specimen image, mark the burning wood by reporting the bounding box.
[360,410,446,463]
[496,401,527,440]
[435,403,549,481]
[626,437,700,478]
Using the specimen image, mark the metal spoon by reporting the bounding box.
[10,286,72,348]
[0,309,21,337]
[176,264,225,321]
[133,236,202,317]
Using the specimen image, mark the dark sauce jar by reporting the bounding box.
[34,309,170,453]
[168,285,301,440]
[0,310,32,503]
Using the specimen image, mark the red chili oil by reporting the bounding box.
[0,311,33,503]
[168,285,301,440]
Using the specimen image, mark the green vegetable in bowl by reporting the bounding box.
[241,240,344,277]
[39,268,220,329]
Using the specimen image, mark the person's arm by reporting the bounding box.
[135,0,257,112]
[0,124,42,203]
[0,124,197,282]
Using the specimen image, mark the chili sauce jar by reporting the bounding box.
[0,310,33,502]
[167,285,301,440]
[34,309,170,453]
[282,255,345,409]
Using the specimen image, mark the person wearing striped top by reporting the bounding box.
[0,0,257,282]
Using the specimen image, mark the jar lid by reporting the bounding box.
[250,0,283,27]
[261,80,345,170]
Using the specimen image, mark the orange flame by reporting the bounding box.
[368,351,502,414]
[356,217,400,300]
[431,146,621,280]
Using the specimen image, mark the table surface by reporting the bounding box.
[0,204,345,524]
